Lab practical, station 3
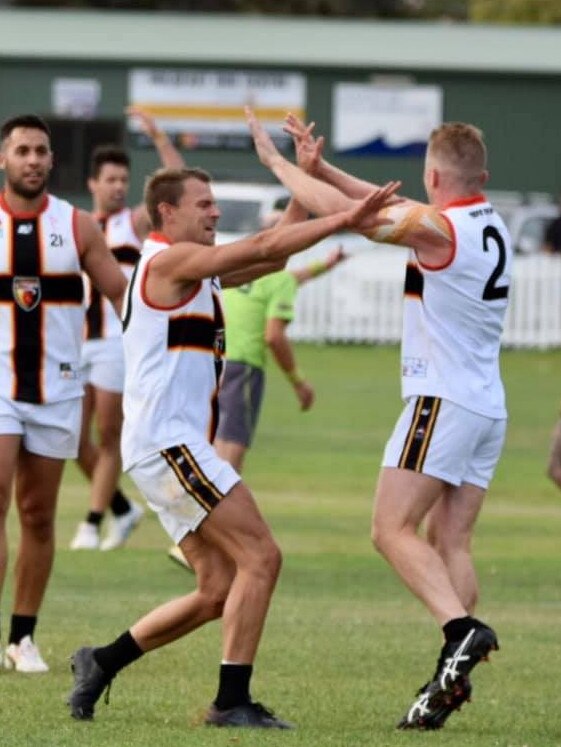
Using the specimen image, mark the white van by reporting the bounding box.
[212,182,290,245]
[488,190,557,255]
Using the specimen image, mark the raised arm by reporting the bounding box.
[247,106,354,217]
[285,112,382,199]
[127,106,185,169]
[126,106,186,236]
[76,211,128,315]
[248,108,453,267]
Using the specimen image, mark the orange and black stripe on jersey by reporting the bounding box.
[161,444,225,511]
[398,396,441,472]
[85,221,139,339]
[404,262,424,299]
[0,216,83,403]
[167,293,225,442]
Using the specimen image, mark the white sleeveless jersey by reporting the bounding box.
[121,233,226,471]
[401,195,512,419]
[0,192,84,404]
[84,208,141,341]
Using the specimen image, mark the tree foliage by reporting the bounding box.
[470,0,561,23]
[7,0,561,23]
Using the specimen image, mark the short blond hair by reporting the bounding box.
[144,167,211,229]
[427,122,487,179]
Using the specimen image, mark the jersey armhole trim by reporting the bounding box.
[141,254,202,310]
[417,213,456,272]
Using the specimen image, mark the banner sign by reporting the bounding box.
[128,68,306,152]
[332,83,443,157]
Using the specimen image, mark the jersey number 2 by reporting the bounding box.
[482,226,509,301]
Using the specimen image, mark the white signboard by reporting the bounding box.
[52,78,101,119]
[333,84,443,156]
[128,68,306,151]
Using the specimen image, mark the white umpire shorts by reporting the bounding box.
[0,395,83,459]
[128,440,241,543]
[382,396,507,489]
[81,338,125,394]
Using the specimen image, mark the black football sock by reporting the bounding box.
[93,631,144,678]
[443,615,480,643]
[110,489,132,517]
[9,614,37,645]
[214,664,253,710]
[86,511,103,526]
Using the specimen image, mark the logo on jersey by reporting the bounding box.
[12,276,41,311]
[17,223,34,236]
[402,357,428,378]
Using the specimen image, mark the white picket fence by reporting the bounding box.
[288,247,561,349]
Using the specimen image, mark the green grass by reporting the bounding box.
[2,344,561,746]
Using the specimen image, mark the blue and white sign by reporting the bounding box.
[332,84,443,157]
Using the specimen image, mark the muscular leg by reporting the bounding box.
[214,438,247,474]
[88,387,123,514]
[0,435,22,607]
[131,536,234,651]
[13,449,65,614]
[425,483,486,615]
[133,482,280,663]
[372,467,467,626]
[200,482,282,663]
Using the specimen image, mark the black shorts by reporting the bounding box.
[216,361,265,447]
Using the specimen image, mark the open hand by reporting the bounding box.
[245,106,281,168]
[325,244,348,269]
[294,380,315,411]
[344,181,403,233]
[125,106,160,140]
[284,113,324,174]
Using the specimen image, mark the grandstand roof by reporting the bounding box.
[0,8,560,75]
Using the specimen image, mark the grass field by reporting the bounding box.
[2,344,561,747]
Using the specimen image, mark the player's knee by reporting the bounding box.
[18,500,55,541]
[371,520,391,555]
[252,538,282,585]
[199,584,230,620]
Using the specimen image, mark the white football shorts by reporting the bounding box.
[0,395,83,459]
[382,396,507,488]
[128,439,241,543]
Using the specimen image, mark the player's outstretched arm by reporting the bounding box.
[152,181,401,285]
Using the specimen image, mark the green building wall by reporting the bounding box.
[1,57,559,206]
